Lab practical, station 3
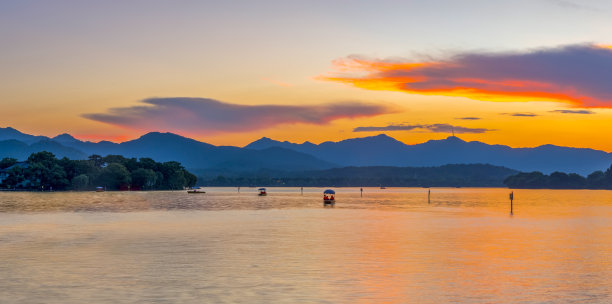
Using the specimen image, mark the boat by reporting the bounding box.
[323,189,335,205]
[95,186,105,192]
[258,188,267,196]
[187,187,206,194]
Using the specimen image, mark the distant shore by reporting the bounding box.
[504,169,612,190]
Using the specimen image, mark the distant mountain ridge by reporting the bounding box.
[0,127,49,144]
[1,127,611,174]
[245,134,612,175]
[0,128,336,172]
[0,138,87,160]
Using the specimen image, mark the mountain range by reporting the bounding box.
[1,127,611,175]
[246,134,612,175]
[0,127,334,172]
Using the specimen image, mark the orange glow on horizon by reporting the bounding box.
[73,133,133,143]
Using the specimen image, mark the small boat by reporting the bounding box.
[95,186,105,192]
[258,188,267,196]
[323,189,335,205]
[187,187,206,194]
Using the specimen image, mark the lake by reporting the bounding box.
[1,188,611,303]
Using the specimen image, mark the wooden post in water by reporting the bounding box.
[360,187,363,197]
[238,186,240,193]
[428,189,431,204]
[509,191,514,215]
[301,187,303,195]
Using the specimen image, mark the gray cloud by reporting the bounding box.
[549,109,595,114]
[353,123,492,134]
[456,117,481,120]
[354,125,420,132]
[84,97,394,133]
[501,112,539,117]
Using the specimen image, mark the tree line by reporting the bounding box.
[504,165,612,189]
[0,152,196,191]
[199,164,518,187]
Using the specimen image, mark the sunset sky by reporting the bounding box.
[2,0,612,150]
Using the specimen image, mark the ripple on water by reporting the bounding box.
[0,188,611,303]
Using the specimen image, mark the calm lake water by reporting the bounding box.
[1,188,611,303]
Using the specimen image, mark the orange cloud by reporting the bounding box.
[322,45,612,108]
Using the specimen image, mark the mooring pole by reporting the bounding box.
[428,189,431,204]
[509,191,514,215]
[360,187,363,197]
[301,187,303,195]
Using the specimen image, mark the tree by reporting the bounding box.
[98,163,131,190]
[2,166,27,188]
[587,170,606,189]
[2,151,196,191]
[124,158,139,172]
[139,157,157,170]
[604,164,612,189]
[102,155,128,167]
[504,171,548,189]
[71,174,89,190]
[74,159,100,179]
[549,171,570,189]
[155,171,164,189]
[58,157,78,181]
[26,151,69,190]
[167,170,186,190]
[28,151,55,165]
[184,171,197,188]
[88,154,104,167]
[567,173,586,189]
[158,161,188,189]
[0,157,17,169]
[131,168,157,190]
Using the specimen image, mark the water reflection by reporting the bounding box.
[2,187,612,214]
[0,188,611,303]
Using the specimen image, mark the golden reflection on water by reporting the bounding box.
[0,188,611,303]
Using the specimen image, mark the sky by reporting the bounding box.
[2,0,612,150]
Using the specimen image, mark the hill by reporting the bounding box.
[2,127,612,175]
[198,164,519,187]
[0,139,87,160]
[0,130,336,172]
[246,135,612,175]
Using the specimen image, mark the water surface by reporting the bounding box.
[1,188,611,303]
